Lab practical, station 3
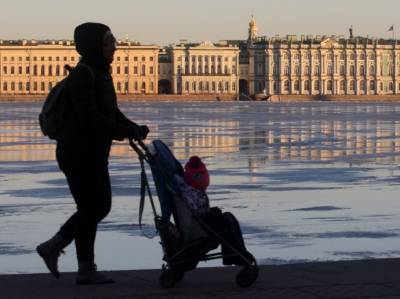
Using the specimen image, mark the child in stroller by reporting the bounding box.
[131,139,259,288]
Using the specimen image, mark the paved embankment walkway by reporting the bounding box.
[1,258,400,299]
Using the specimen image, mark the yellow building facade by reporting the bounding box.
[0,40,159,95]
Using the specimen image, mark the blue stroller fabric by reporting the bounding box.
[148,140,184,221]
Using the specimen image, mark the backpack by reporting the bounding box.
[38,63,94,139]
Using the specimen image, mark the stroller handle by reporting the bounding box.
[129,138,148,159]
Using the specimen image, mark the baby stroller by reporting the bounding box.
[130,139,259,288]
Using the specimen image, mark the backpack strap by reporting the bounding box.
[75,62,95,82]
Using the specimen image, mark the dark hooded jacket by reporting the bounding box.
[57,22,136,159]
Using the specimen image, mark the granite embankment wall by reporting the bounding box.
[2,94,400,102]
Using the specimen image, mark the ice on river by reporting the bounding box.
[1,101,400,274]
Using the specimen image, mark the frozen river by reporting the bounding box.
[1,100,400,274]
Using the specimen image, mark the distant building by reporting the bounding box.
[0,39,158,95]
[1,18,400,96]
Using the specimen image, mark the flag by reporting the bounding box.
[388,25,394,32]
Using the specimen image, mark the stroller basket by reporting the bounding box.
[130,139,259,288]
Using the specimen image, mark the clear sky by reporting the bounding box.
[1,0,399,45]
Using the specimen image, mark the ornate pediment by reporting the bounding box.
[320,38,339,48]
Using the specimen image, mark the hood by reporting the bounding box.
[74,22,110,69]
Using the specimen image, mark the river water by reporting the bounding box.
[1,101,400,274]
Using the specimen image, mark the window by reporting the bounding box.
[314,65,320,75]
[3,57,7,61]
[134,66,138,74]
[48,56,52,61]
[304,80,310,91]
[134,81,138,91]
[212,82,216,91]
[369,65,375,74]
[340,52,345,60]
[117,66,120,74]
[327,65,333,75]
[192,81,196,92]
[284,80,290,91]
[305,65,310,75]
[232,82,236,91]
[142,56,146,62]
[284,65,289,75]
[340,65,345,75]
[26,82,30,92]
[3,66,6,74]
[150,57,154,62]
[350,53,355,60]
[185,81,189,91]
[117,82,121,91]
[142,65,146,75]
[340,80,345,91]
[56,65,60,76]
[26,66,30,74]
[3,82,7,91]
[150,81,154,91]
[295,65,300,75]
[327,80,333,91]
[11,82,15,91]
[124,66,129,74]
[350,65,355,76]
[224,65,228,74]
[48,65,53,76]
[124,57,128,61]
[116,57,120,61]
[48,82,53,90]
[33,65,38,76]
[33,82,37,91]
[360,65,365,76]
[360,80,365,90]
[389,82,394,91]
[11,66,15,75]
[141,82,146,92]
[314,80,320,91]
[19,66,23,74]
[225,82,229,91]
[294,80,299,91]
[124,82,128,91]
[350,80,355,91]
[150,67,153,74]
[370,80,375,90]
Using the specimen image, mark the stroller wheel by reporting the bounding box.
[236,266,259,288]
[159,269,176,288]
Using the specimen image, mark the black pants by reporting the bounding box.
[200,208,250,265]
[56,146,112,261]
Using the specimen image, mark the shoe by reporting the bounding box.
[36,234,68,279]
[76,260,115,285]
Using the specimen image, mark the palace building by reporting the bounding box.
[1,18,400,96]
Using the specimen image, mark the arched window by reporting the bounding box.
[225,81,229,91]
[41,65,45,76]
[349,80,355,91]
[218,82,223,91]
[192,81,196,91]
[304,80,310,91]
[370,80,375,90]
[185,81,189,91]
[314,80,320,91]
[18,82,23,91]
[26,82,30,91]
[389,82,394,91]
[340,65,345,75]
[141,82,146,92]
[33,65,38,76]
[294,80,299,91]
[360,80,365,90]
[327,80,333,91]
[41,82,45,91]
[3,82,7,91]
[11,82,15,91]
[340,80,345,91]
[134,81,138,91]
[142,65,146,75]
[284,80,289,91]
[48,65,52,76]
[56,65,60,76]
